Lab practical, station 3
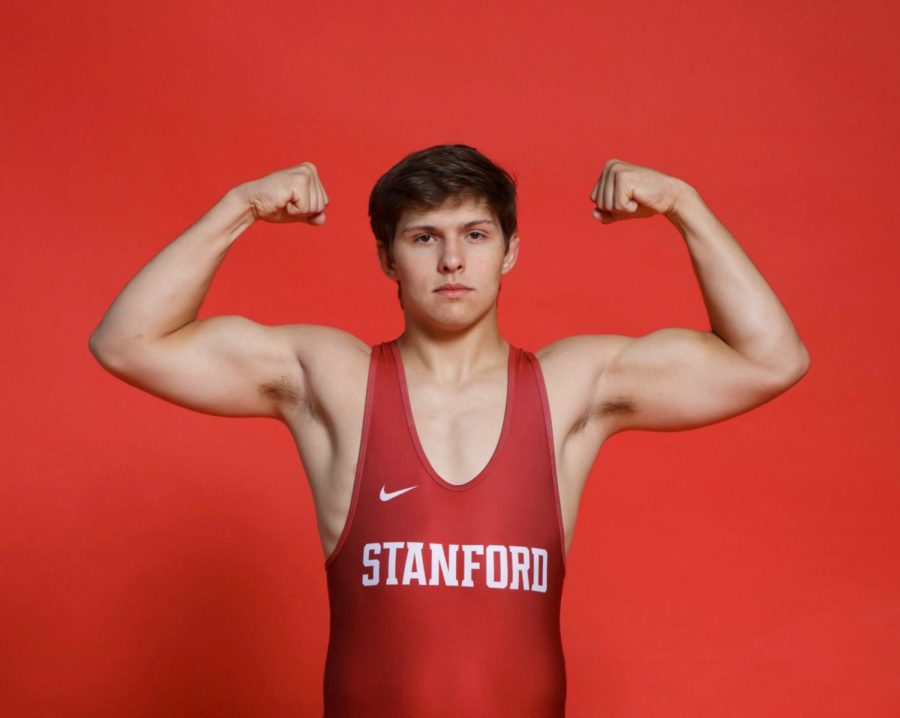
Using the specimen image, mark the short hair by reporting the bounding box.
[368,144,518,267]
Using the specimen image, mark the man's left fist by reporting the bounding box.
[589,159,686,224]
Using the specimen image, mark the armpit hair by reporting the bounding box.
[259,375,325,423]
[570,397,636,434]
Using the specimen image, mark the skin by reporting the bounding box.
[89,159,810,560]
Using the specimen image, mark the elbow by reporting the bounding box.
[791,341,811,377]
[88,332,126,369]
[774,344,811,387]
[88,332,109,360]
[797,344,811,375]
[88,332,102,359]
[755,340,810,390]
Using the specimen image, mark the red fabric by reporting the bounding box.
[323,339,568,716]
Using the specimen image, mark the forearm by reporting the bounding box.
[667,183,809,375]
[89,185,255,353]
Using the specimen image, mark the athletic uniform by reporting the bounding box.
[323,339,568,717]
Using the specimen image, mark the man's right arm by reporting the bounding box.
[88,163,365,421]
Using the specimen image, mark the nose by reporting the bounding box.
[439,234,464,273]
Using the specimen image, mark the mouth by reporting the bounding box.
[434,285,473,298]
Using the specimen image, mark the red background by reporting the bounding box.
[2,1,898,716]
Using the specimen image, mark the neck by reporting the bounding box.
[395,319,509,384]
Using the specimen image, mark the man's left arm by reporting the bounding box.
[582,159,810,435]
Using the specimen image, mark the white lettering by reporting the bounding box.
[530,547,548,593]
[383,541,404,585]
[429,543,459,586]
[402,541,427,585]
[359,541,552,592]
[509,546,530,591]
[362,543,381,586]
[485,544,508,589]
[461,544,484,587]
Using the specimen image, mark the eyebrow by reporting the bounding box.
[401,218,495,234]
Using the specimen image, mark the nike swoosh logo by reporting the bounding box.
[380,485,419,502]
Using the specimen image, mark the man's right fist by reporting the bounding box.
[239,162,330,225]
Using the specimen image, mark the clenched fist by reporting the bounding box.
[589,159,687,224]
[238,162,330,225]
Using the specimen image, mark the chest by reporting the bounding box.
[401,365,511,488]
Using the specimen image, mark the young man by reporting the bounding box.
[89,145,809,716]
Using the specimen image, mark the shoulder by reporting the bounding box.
[533,333,630,368]
[287,324,372,366]
[533,333,635,395]
[272,324,373,423]
[533,334,635,394]
[531,333,635,438]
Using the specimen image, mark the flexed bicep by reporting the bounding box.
[596,328,802,435]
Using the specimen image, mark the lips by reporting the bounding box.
[435,284,472,298]
[435,284,472,291]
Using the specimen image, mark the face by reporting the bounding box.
[377,196,520,332]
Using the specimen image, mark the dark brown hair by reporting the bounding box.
[368,144,518,266]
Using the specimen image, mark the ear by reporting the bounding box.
[500,232,520,275]
[376,241,398,280]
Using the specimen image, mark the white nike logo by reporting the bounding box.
[380,484,419,502]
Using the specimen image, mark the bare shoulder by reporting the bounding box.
[533,333,635,439]
[534,333,627,368]
[277,324,372,426]
[535,327,803,437]
[289,323,372,372]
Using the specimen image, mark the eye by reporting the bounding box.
[468,231,485,239]
[414,234,434,243]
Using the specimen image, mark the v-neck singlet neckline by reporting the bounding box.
[388,339,517,491]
